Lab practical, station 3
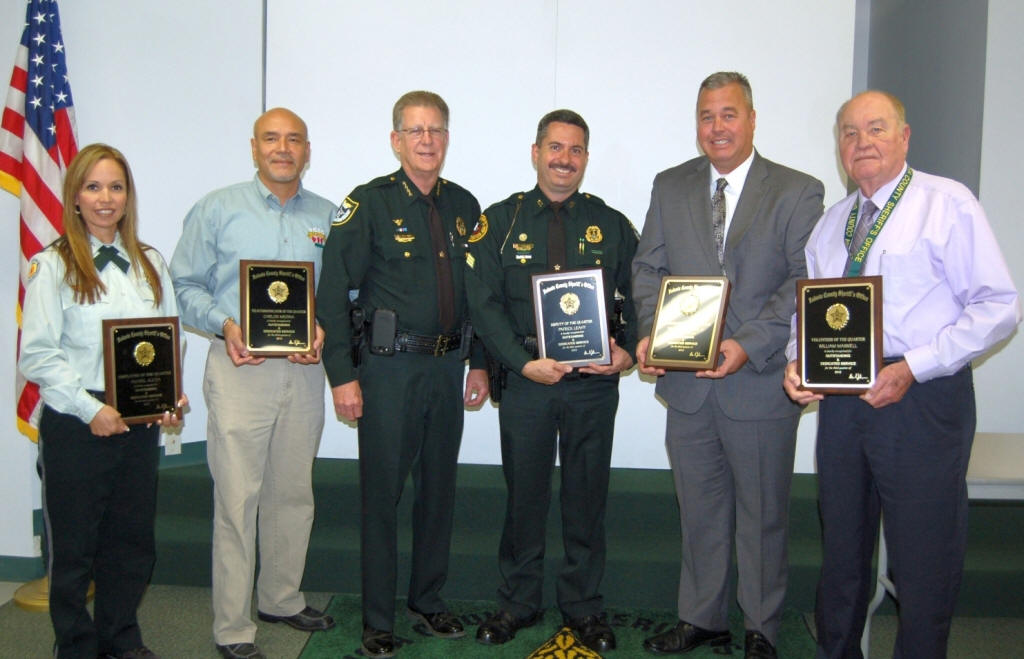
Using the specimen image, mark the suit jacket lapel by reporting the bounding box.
[727,151,769,253]
[684,160,718,267]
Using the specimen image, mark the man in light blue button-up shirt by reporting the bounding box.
[170,108,336,659]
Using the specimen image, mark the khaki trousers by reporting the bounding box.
[203,340,325,645]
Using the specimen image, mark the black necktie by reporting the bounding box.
[94,245,129,273]
[711,177,727,274]
[548,202,566,271]
[422,194,456,332]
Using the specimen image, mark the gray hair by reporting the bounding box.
[392,90,449,130]
[698,72,754,110]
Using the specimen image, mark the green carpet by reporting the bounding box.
[299,595,815,658]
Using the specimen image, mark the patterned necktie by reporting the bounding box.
[850,199,878,255]
[94,244,129,273]
[844,199,878,275]
[711,177,728,273]
[422,194,456,332]
[548,201,566,271]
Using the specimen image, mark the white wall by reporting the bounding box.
[0,0,260,558]
[266,0,857,470]
[2,0,1020,560]
[977,0,1024,430]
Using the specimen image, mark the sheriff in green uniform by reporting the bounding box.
[317,91,488,659]
[467,110,638,653]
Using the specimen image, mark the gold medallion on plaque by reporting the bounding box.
[825,303,850,331]
[679,292,700,315]
[133,341,155,367]
[560,292,580,315]
[268,281,290,304]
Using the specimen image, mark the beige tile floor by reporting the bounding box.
[0,581,19,606]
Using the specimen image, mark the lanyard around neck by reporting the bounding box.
[844,168,913,276]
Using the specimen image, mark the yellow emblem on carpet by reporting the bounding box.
[527,626,603,659]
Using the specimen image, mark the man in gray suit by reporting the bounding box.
[632,72,823,659]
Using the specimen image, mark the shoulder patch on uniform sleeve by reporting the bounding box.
[27,258,40,280]
[469,213,489,243]
[333,197,359,226]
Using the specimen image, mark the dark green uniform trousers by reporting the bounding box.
[495,369,619,620]
[357,348,466,631]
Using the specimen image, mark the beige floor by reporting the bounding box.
[0,581,19,606]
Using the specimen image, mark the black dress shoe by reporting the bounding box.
[407,607,466,638]
[643,620,730,654]
[566,614,617,652]
[362,625,396,658]
[745,631,777,658]
[475,609,543,645]
[215,643,266,659]
[257,605,335,631]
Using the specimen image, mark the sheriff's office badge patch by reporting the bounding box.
[27,259,40,280]
[308,228,326,247]
[469,214,488,243]
[333,197,359,226]
[527,626,602,659]
[585,225,603,243]
[456,216,467,236]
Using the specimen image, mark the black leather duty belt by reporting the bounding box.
[395,331,462,356]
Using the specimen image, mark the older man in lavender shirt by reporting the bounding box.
[784,90,1020,659]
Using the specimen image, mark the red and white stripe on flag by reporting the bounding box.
[0,0,78,441]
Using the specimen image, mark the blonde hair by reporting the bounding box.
[55,143,163,306]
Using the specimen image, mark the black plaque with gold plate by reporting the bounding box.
[239,260,315,357]
[102,316,182,424]
[645,275,730,370]
[797,275,883,393]
[531,268,610,367]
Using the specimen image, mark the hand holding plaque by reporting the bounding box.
[796,276,883,393]
[240,260,315,357]
[531,268,611,367]
[645,276,730,370]
[102,316,183,424]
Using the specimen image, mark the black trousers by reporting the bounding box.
[357,348,466,631]
[495,370,619,620]
[39,404,160,658]
[814,367,975,659]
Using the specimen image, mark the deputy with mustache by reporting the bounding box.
[466,109,638,653]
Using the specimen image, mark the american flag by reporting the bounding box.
[0,0,78,440]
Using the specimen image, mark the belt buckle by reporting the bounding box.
[433,335,450,356]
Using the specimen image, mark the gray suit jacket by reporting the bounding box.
[632,151,824,420]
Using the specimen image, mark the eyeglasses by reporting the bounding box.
[397,127,448,140]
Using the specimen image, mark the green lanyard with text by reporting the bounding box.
[844,168,913,276]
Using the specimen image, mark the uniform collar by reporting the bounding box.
[526,185,583,218]
[393,168,445,208]
[89,232,126,254]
